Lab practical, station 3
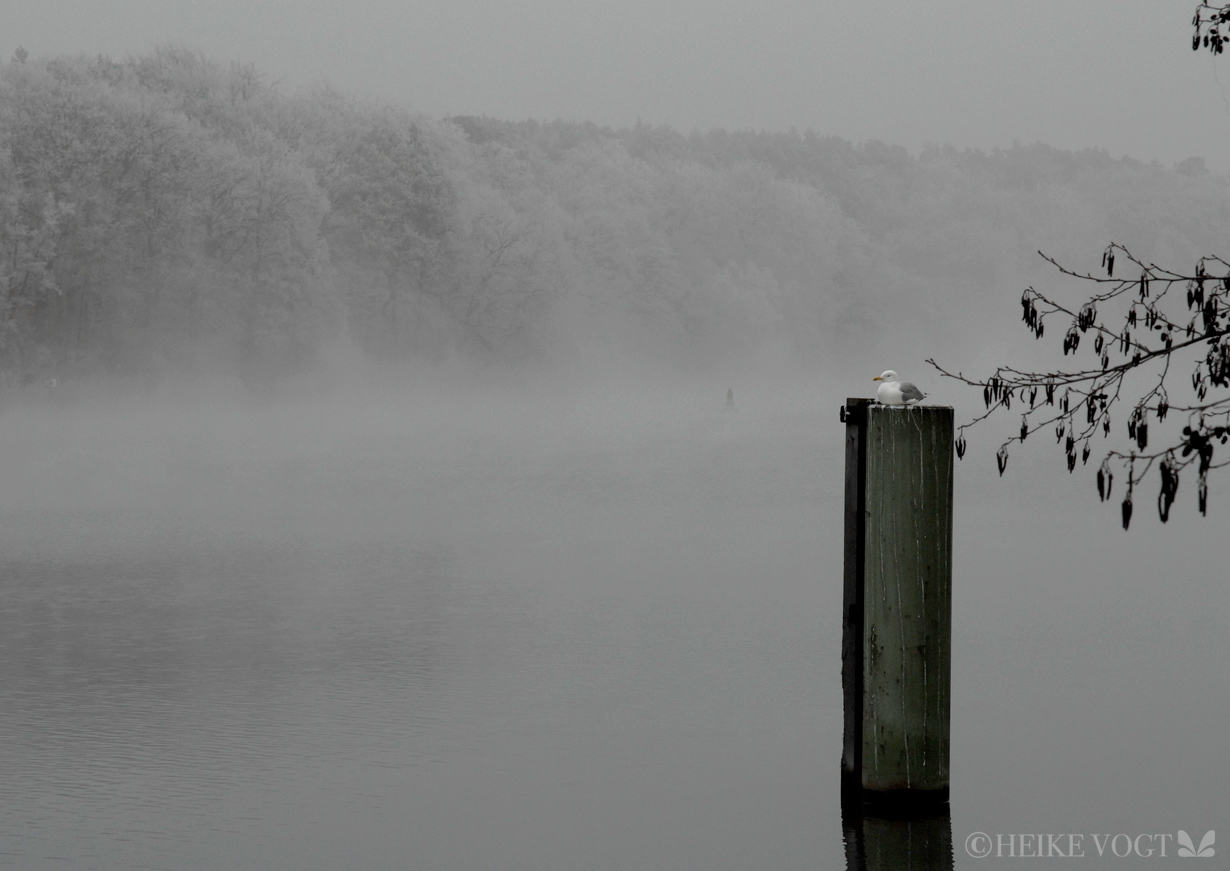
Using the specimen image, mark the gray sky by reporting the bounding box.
[8,0,1230,169]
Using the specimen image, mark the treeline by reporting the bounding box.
[3,46,1229,383]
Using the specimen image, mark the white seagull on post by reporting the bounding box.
[873,370,927,406]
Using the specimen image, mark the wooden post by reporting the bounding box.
[841,400,953,809]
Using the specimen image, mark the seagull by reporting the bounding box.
[873,370,927,406]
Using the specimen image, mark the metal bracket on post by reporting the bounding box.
[841,398,871,805]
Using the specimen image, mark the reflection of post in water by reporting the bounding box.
[842,803,954,871]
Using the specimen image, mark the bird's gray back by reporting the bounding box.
[900,382,926,401]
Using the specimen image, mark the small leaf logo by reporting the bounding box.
[1177,829,1215,857]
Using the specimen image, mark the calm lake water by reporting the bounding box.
[0,381,1225,869]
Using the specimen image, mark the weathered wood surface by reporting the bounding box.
[860,404,953,797]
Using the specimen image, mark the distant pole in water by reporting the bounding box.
[725,387,735,411]
[840,398,954,810]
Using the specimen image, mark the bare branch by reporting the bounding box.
[931,243,1230,528]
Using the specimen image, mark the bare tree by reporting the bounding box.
[930,246,1230,529]
[1193,3,1230,53]
[929,5,1230,529]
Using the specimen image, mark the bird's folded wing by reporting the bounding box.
[900,382,926,401]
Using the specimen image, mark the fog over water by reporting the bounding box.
[3,6,1230,865]
[0,373,1225,869]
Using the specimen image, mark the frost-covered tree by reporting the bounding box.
[4,44,1230,384]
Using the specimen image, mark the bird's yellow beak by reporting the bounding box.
[872,376,882,381]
